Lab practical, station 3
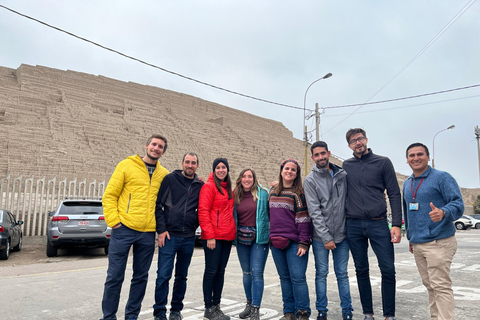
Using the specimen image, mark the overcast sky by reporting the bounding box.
[1,1,479,189]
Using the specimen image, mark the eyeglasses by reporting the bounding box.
[348,136,366,146]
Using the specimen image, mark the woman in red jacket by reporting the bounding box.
[198,158,236,320]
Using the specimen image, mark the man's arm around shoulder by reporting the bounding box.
[155,174,172,247]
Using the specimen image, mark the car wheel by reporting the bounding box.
[455,222,464,230]
[46,241,58,257]
[12,234,22,252]
[0,239,10,260]
[104,245,109,255]
[476,223,480,229]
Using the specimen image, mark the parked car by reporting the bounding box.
[195,226,202,245]
[463,215,480,229]
[0,209,23,260]
[454,216,473,230]
[46,198,111,257]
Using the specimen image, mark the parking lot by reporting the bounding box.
[1,228,479,320]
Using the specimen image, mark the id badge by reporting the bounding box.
[409,202,419,211]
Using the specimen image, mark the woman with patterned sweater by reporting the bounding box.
[268,159,312,320]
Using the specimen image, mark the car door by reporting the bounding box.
[5,211,19,247]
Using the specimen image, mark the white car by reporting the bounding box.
[463,215,480,229]
[454,216,473,230]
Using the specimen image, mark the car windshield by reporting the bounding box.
[60,202,103,215]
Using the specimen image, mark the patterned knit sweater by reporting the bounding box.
[269,187,312,248]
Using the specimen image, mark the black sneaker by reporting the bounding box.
[317,311,327,320]
[213,304,230,320]
[169,312,183,320]
[342,313,352,320]
[204,307,216,320]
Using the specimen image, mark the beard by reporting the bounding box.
[316,160,329,169]
[146,152,160,161]
[183,169,195,178]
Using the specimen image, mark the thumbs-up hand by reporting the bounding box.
[429,202,445,222]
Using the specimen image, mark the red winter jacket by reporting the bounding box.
[198,172,236,241]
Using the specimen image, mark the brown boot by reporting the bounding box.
[297,310,309,320]
[279,313,297,320]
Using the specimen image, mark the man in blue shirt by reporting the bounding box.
[403,142,464,320]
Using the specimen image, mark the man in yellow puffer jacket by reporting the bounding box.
[101,134,169,320]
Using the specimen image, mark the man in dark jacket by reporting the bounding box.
[153,153,204,320]
[342,128,402,320]
[304,141,353,320]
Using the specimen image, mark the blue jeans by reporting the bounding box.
[153,235,195,318]
[203,240,232,308]
[312,239,353,315]
[346,218,396,317]
[270,242,310,316]
[101,225,156,320]
[236,243,269,306]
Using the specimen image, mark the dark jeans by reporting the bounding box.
[101,225,156,320]
[346,218,396,318]
[153,235,195,318]
[236,242,269,306]
[202,239,233,308]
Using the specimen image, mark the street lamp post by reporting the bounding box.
[475,125,480,186]
[432,124,455,168]
[303,73,332,176]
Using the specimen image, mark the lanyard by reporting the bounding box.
[410,178,425,202]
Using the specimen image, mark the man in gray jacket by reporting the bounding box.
[304,141,353,320]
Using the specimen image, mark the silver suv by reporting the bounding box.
[46,198,111,257]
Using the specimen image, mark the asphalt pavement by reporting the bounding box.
[1,229,479,320]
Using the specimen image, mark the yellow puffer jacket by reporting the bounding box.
[103,154,169,232]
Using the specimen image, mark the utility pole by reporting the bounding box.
[315,103,320,142]
[475,125,480,186]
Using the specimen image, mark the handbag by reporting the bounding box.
[237,226,256,245]
[270,235,290,249]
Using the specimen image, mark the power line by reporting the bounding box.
[323,84,480,110]
[0,4,303,111]
[1,4,478,115]
[323,0,477,135]
[323,94,480,117]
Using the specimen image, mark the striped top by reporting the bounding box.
[269,188,312,248]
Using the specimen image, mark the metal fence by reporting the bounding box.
[0,174,105,236]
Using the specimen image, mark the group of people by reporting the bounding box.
[100,128,464,320]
